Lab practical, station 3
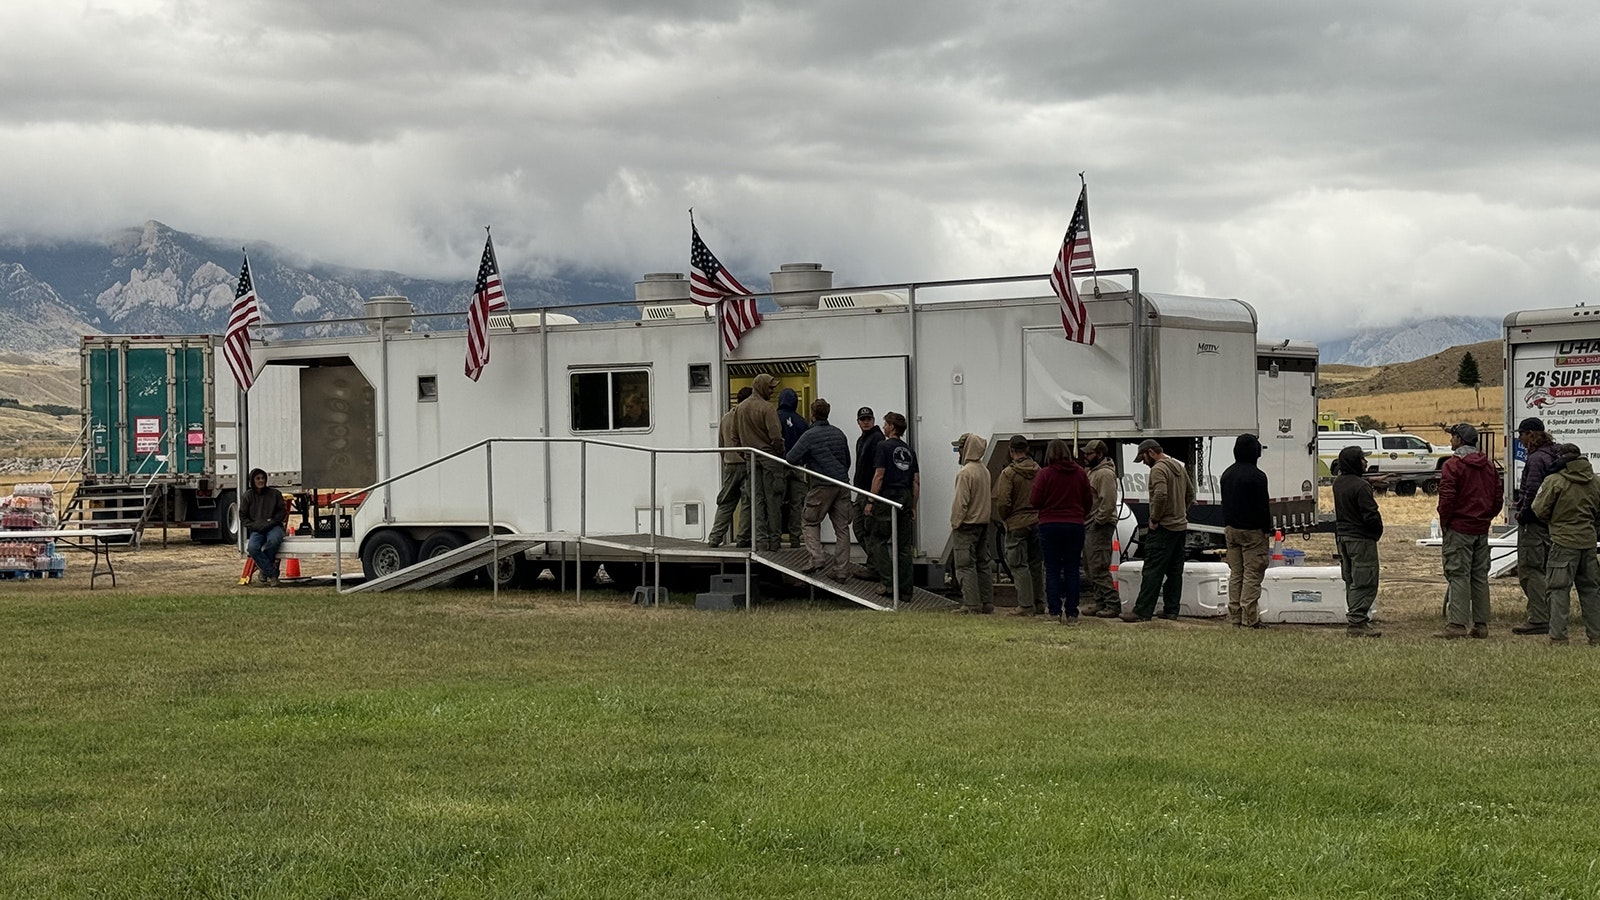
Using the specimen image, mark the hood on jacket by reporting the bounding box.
[1456,449,1497,471]
[952,432,988,463]
[1009,457,1040,479]
[751,373,777,400]
[777,388,799,411]
[1233,433,1262,464]
[248,467,269,487]
[1560,456,1595,483]
[1337,445,1367,475]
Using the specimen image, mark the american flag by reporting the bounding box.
[464,231,507,382]
[224,254,262,391]
[689,219,761,353]
[1049,184,1098,345]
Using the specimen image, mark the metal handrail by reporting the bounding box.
[327,436,908,604]
[46,421,91,511]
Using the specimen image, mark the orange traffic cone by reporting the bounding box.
[1110,538,1121,585]
[284,558,301,579]
[238,558,256,585]
[1271,529,1285,566]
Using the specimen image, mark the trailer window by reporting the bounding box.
[570,369,651,431]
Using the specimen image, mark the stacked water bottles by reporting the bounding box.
[0,484,65,579]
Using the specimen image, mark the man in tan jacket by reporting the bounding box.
[949,432,994,613]
[1123,439,1194,622]
[1082,440,1122,617]
[706,386,754,547]
[993,435,1043,615]
[734,373,787,551]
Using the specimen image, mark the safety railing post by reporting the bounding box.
[487,440,498,603]
[891,511,900,610]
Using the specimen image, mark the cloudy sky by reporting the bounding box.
[3,0,1599,339]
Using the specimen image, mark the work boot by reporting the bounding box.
[1346,623,1382,638]
[1119,612,1152,623]
[1093,606,1122,619]
[1550,635,1570,644]
[1156,611,1180,621]
[1246,621,1269,630]
[1433,624,1469,640]
[1469,624,1489,639]
[1511,622,1549,635]
[1061,615,1080,626]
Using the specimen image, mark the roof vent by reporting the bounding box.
[818,290,909,309]
[770,262,833,309]
[634,272,691,304]
[640,304,714,321]
[490,311,579,330]
[364,296,413,333]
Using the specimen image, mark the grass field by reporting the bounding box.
[5,569,1600,898]
[1322,387,1502,434]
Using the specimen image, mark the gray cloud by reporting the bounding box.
[3,0,1599,341]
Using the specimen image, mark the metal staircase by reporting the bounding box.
[59,483,165,546]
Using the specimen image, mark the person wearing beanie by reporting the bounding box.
[1531,443,1600,644]
[1332,445,1383,637]
[1220,433,1272,629]
[1435,423,1504,639]
[1513,416,1560,635]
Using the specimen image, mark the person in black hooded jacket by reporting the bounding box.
[1332,445,1383,637]
[1220,433,1272,628]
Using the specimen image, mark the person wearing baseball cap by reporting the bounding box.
[1513,416,1560,635]
[1435,423,1504,639]
[849,407,886,579]
[1122,439,1193,622]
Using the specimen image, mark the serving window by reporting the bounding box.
[570,368,651,432]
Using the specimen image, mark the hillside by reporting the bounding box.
[1321,339,1502,398]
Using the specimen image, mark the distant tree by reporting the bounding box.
[1354,415,1385,432]
[1457,352,1482,408]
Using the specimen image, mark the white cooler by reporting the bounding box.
[1259,566,1365,624]
[1115,561,1230,618]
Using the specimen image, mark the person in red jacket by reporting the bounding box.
[1028,439,1094,623]
[1435,423,1505,639]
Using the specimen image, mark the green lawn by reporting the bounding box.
[3,588,1597,899]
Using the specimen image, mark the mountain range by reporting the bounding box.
[0,221,636,355]
[2,220,1503,363]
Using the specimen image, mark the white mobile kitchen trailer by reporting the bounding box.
[243,266,1296,597]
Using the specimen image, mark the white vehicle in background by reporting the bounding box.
[1317,430,1451,493]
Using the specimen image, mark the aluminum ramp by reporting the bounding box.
[348,529,956,611]
[345,536,551,592]
[585,534,955,611]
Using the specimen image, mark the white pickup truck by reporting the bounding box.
[1318,430,1452,488]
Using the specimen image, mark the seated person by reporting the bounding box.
[243,468,288,585]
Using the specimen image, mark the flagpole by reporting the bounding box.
[1080,172,1100,298]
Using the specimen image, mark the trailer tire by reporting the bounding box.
[361,530,419,580]
[197,490,239,545]
[1422,477,1441,495]
[419,530,474,587]
[1395,480,1418,497]
[485,552,529,590]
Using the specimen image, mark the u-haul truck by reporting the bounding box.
[1504,306,1600,509]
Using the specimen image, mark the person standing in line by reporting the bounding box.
[1532,443,1600,645]
[1123,439,1193,622]
[949,432,994,614]
[865,412,919,602]
[776,387,810,550]
[1332,445,1383,637]
[706,386,754,548]
[1512,417,1560,635]
[785,398,854,580]
[850,407,886,579]
[734,373,787,551]
[1434,423,1504,640]
[1220,433,1273,629]
[1081,440,1122,618]
[243,468,288,587]
[1030,439,1094,624]
[993,435,1044,617]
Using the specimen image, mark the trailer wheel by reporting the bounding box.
[485,552,529,590]
[202,489,239,545]
[1395,480,1418,497]
[361,530,419,579]
[1422,477,1441,495]
[419,530,474,587]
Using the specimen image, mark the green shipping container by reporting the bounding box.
[82,337,216,480]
